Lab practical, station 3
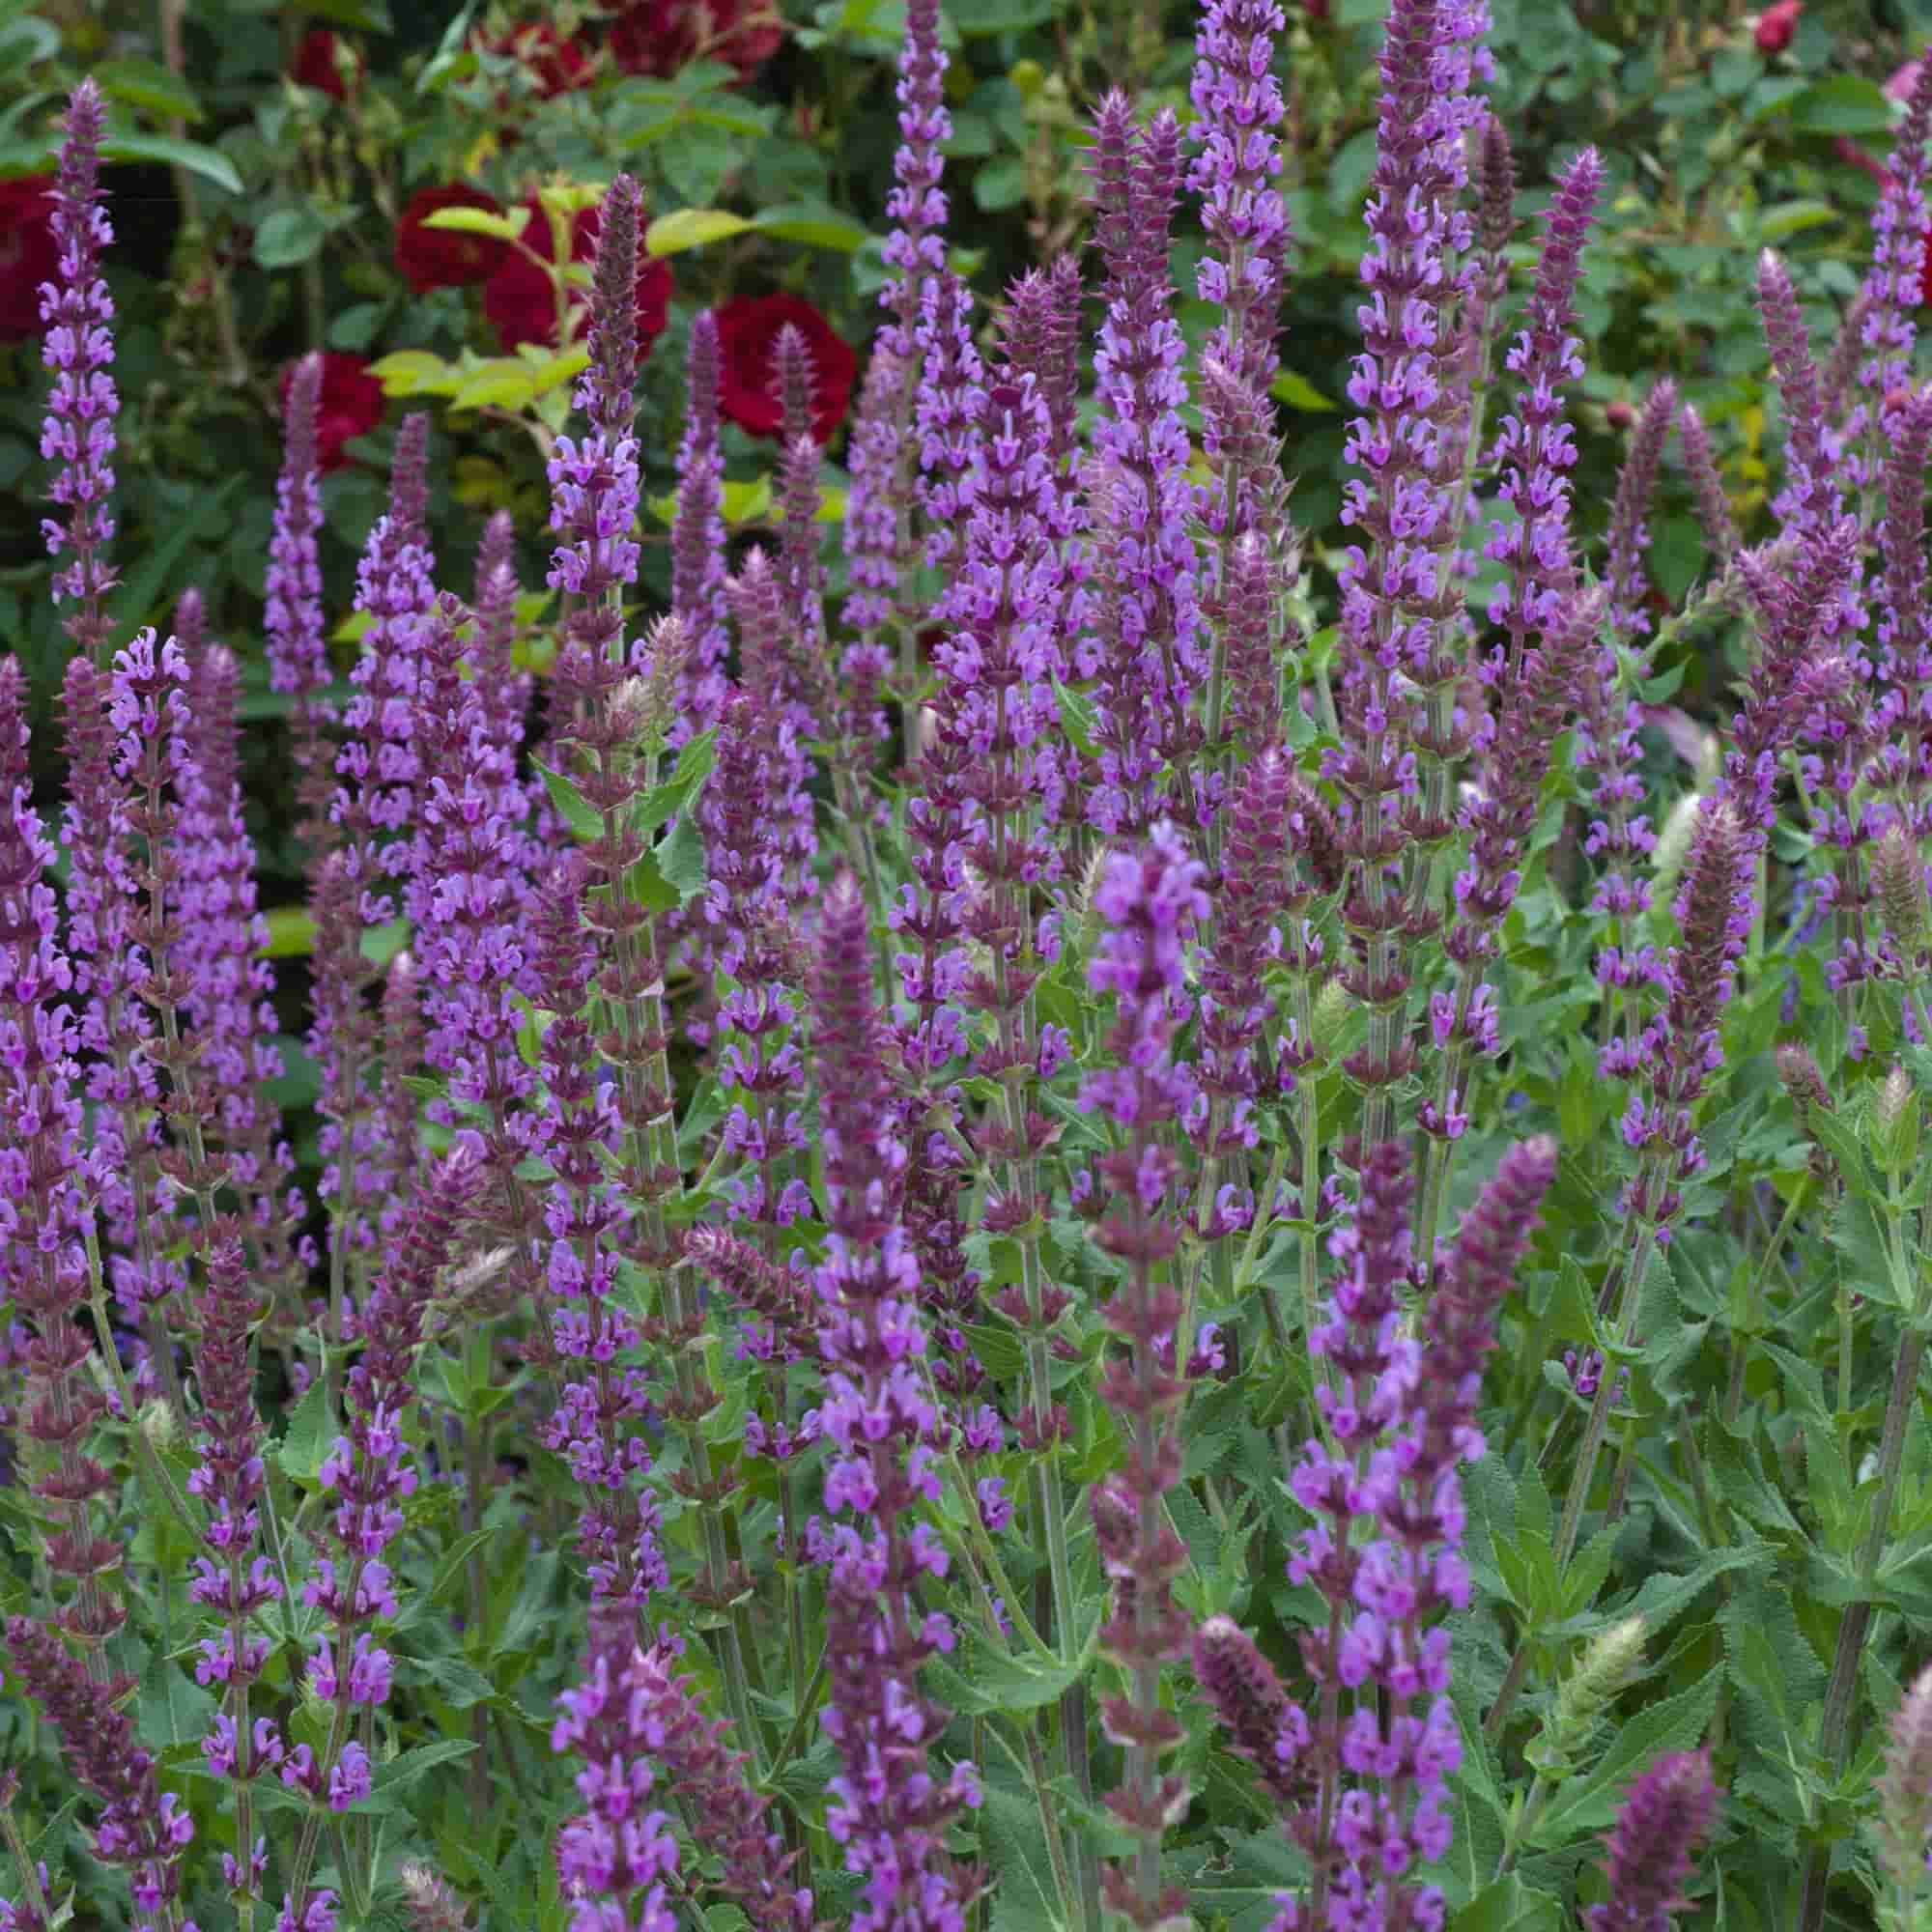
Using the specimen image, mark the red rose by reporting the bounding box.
[0,176,58,344]
[293,29,364,99]
[476,21,596,100]
[394,185,512,295]
[481,194,672,355]
[610,0,783,83]
[1754,0,1800,53]
[282,353,384,472]
[714,293,858,444]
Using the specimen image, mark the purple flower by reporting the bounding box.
[4,1617,192,1928]
[38,80,119,665]
[267,351,335,842]
[672,310,731,733]
[1585,1751,1718,1932]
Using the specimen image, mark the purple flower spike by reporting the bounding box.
[4,1618,193,1930]
[1486,146,1602,663]
[1585,1751,1718,1932]
[1757,248,1837,534]
[39,80,120,666]
[810,875,980,1932]
[269,352,334,844]
[674,311,731,732]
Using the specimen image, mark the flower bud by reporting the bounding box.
[1873,824,1929,959]
[1311,977,1354,1065]
[1776,1042,1837,1179]
[1526,1614,1645,1778]
[1870,1062,1921,1178]
[1878,1662,1932,1899]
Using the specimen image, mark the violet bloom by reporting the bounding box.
[315,412,439,1272]
[39,80,119,666]
[1757,248,1840,535]
[1260,1136,1553,1929]
[528,860,668,1606]
[1841,59,1932,492]
[809,876,979,1932]
[1081,829,1207,1927]
[1585,1751,1718,1932]
[4,1617,193,1931]
[1486,147,1602,663]
[551,1636,682,1932]
[609,1636,815,1930]
[179,636,307,1276]
[1601,800,1753,1236]
[188,1236,281,1914]
[672,311,731,733]
[1329,0,1492,1141]
[842,0,952,683]
[0,660,118,1658]
[1083,99,1205,836]
[268,352,335,844]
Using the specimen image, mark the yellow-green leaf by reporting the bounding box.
[722,477,774,524]
[530,348,593,397]
[645,209,753,257]
[262,907,317,958]
[419,206,532,242]
[449,360,539,412]
[1271,369,1337,412]
[369,350,459,398]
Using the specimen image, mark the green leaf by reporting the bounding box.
[645,208,753,256]
[753,202,869,251]
[94,58,204,124]
[369,350,459,398]
[1532,1670,1722,1843]
[274,1378,337,1487]
[657,811,710,905]
[1452,1877,1565,1932]
[449,358,539,412]
[1270,369,1337,412]
[419,206,531,242]
[254,204,329,270]
[99,132,242,194]
[636,729,717,838]
[1054,679,1099,758]
[1783,74,1895,136]
[534,760,602,842]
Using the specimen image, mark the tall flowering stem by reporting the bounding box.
[810,876,981,1931]
[267,353,336,848]
[842,0,952,762]
[1843,58,1932,501]
[672,312,731,735]
[281,1151,480,1928]
[0,660,120,1667]
[1268,1137,1553,1931]
[546,178,755,1722]
[1330,0,1489,1148]
[1420,588,1602,1267]
[1189,0,1292,791]
[1082,830,1205,1926]
[188,1236,279,1932]
[39,80,120,668]
[313,412,437,1378]
[1084,101,1204,838]
[2,1619,194,1932]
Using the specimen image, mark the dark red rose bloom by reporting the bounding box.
[282,353,384,472]
[481,194,672,355]
[394,185,512,295]
[293,29,364,99]
[609,0,783,84]
[714,293,858,443]
[1754,0,1800,53]
[476,20,596,99]
[0,176,58,344]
